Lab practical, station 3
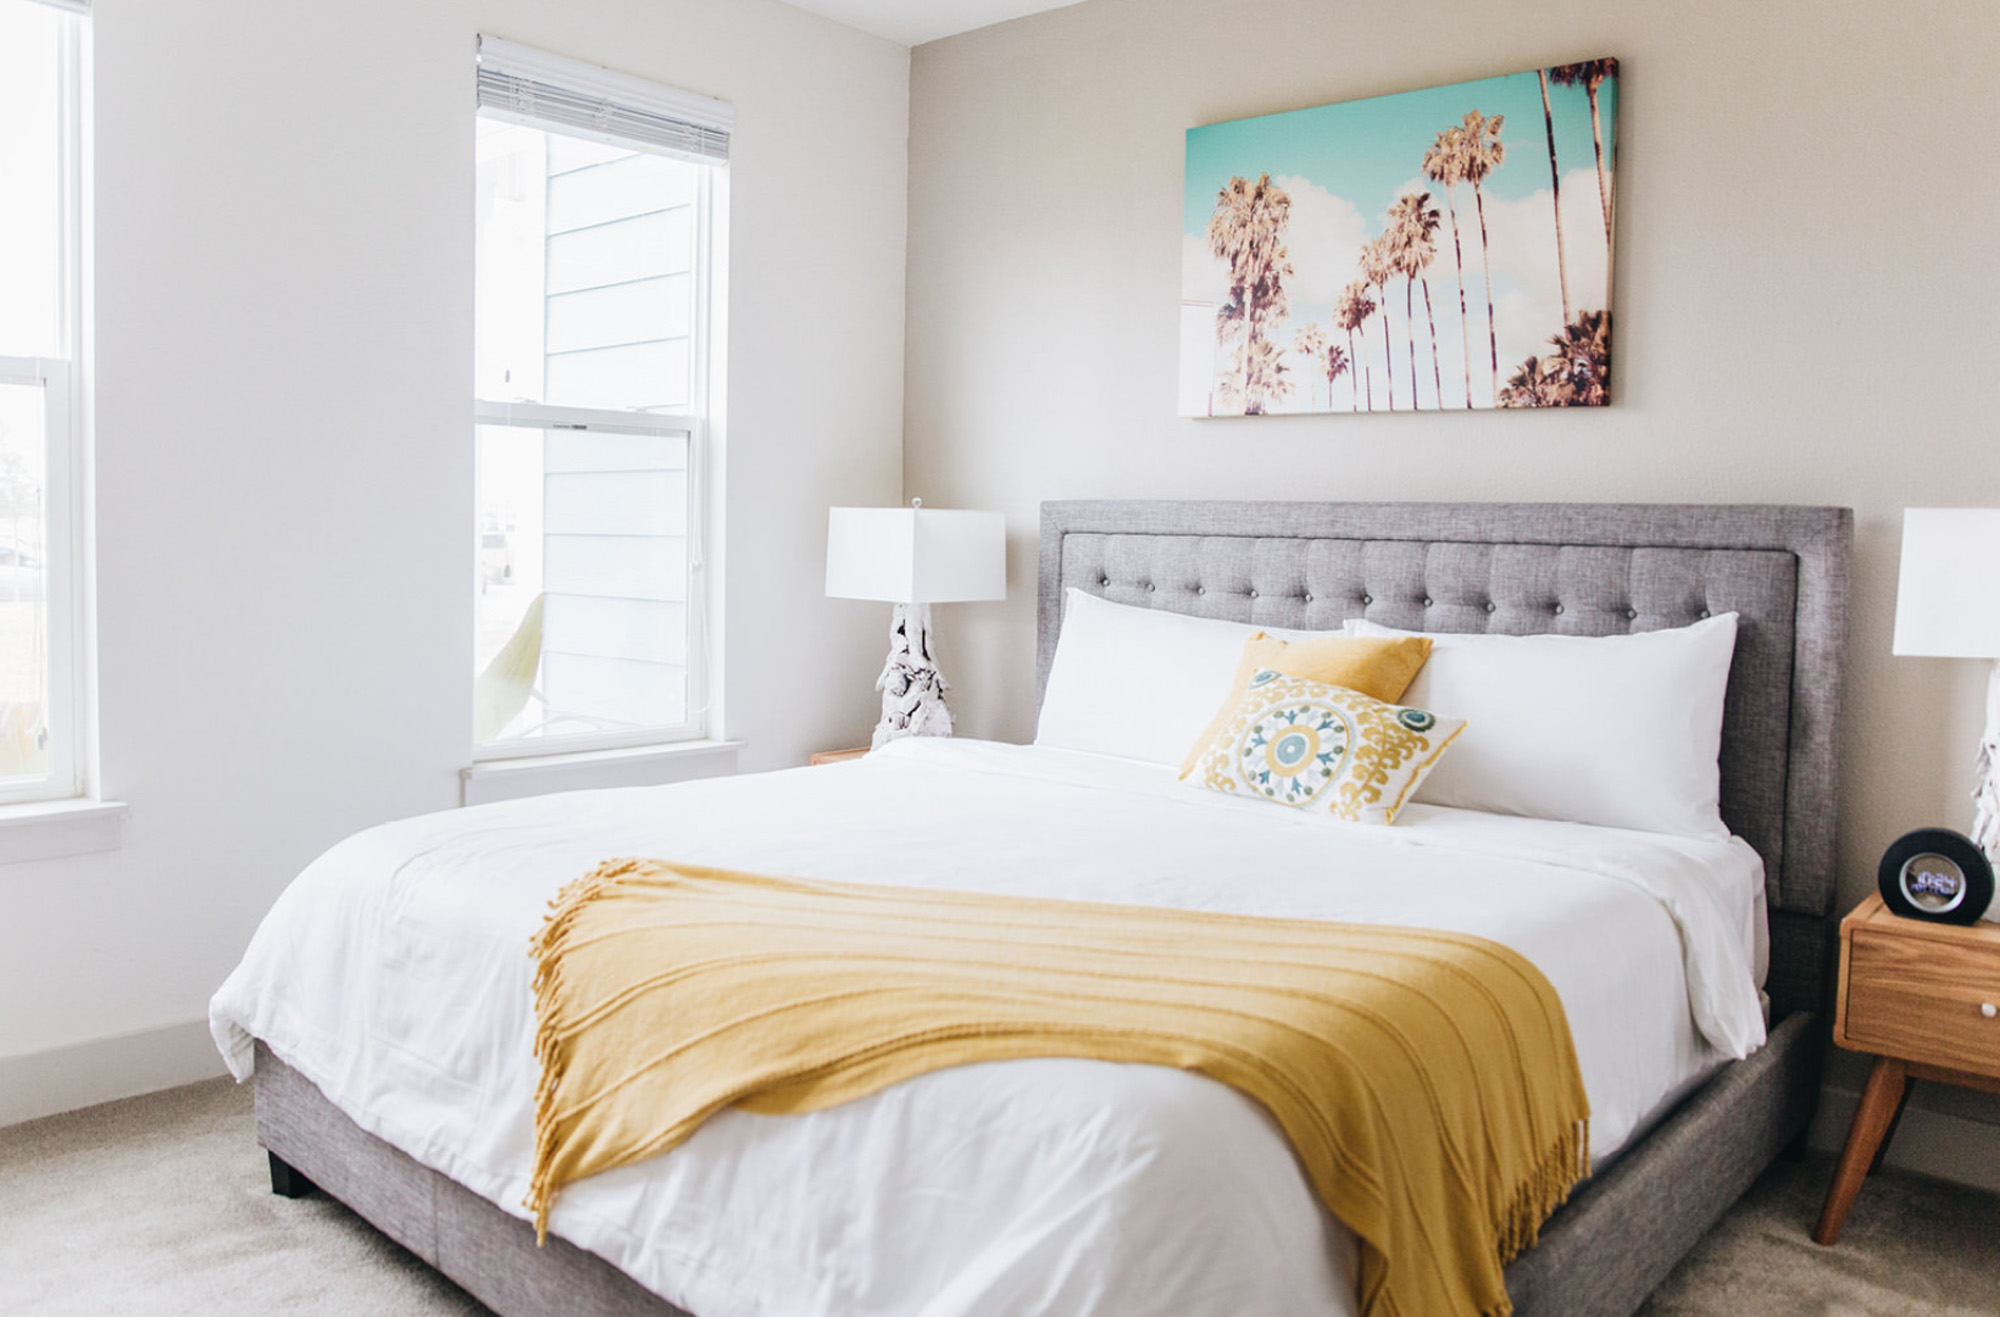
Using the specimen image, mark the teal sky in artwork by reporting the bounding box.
[1182,68,1616,235]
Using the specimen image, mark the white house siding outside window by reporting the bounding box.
[472,37,728,757]
[0,0,86,805]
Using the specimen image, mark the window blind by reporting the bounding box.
[476,35,731,165]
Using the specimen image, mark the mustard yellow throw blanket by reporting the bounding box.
[529,859,1590,1317]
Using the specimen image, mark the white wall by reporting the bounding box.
[905,0,2000,1166]
[0,0,908,1120]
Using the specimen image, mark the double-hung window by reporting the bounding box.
[472,37,728,757]
[0,0,86,805]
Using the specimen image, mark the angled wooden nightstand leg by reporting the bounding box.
[1813,1055,1907,1245]
[1868,1079,1913,1174]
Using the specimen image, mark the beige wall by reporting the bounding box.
[906,0,2000,1168]
[0,0,908,1121]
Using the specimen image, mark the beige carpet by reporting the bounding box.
[2,1076,1996,1315]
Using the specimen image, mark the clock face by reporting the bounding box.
[1899,852,1966,914]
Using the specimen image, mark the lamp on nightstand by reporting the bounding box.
[826,500,1006,749]
[1893,508,2000,894]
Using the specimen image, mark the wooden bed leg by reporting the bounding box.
[1812,1056,1906,1245]
[268,1150,318,1199]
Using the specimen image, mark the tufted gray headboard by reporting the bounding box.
[1036,501,1851,1020]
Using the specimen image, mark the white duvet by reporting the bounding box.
[210,738,1769,1317]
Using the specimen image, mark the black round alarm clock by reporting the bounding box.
[1877,828,1995,924]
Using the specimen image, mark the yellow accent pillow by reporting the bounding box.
[1177,632,1433,778]
[1184,669,1465,825]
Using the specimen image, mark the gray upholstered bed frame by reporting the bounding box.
[255,499,1852,1317]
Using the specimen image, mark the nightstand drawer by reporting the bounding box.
[1842,927,2000,1076]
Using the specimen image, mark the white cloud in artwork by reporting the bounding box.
[1479,167,1612,379]
[1270,174,1369,308]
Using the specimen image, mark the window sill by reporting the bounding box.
[0,798,129,865]
[460,739,744,806]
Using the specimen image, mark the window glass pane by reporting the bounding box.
[475,424,690,744]
[475,118,699,412]
[0,0,64,359]
[0,381,49,782]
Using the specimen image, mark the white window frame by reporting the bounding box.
[471,72,726,763]
[0,2,88,807]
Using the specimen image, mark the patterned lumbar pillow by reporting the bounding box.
[1183,669,1466,825]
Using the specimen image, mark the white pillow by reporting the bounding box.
[1345,614,1739,838]
[1036,589,1335,765]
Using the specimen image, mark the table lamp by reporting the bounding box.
[1893,508,2000,878]
[826,500,1005,749]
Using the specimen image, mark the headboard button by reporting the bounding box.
[1195,586,1205,595]
[1553,604,1565,615]
[1700,608,1711,619]
[1361,594,1372,605]
[1249,589,1259,599]
[1626,608,1638,620]
[1483,602,1496,613]
[1422,597,1433,608]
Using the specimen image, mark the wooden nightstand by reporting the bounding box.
[809,748,869,766]
[1812,894,2000,1244]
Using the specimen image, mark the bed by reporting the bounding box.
[217,499,1850,1317]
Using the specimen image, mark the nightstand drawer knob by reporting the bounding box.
[1984,1002,1998,1019]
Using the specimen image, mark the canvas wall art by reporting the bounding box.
[1180,60,1618,417]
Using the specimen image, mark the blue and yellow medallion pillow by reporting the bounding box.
[1182,669,1466,825]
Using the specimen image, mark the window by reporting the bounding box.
[0,0,86,805]
[472,37,729,757]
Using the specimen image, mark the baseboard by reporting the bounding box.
[1810,1081,2000,1195]
[0,1019,228,1127]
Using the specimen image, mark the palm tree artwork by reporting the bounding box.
[1361,236,1399,410]
[1181,58,1618,416]
[1321,341,1350,412]
[1550,59,1618,249]
[1291,323,1328,409]
[1204,172,1296,415]
[1335,282,1375,412]
[1422,126,1476,410]
[1387,192,1444,410]
[1456,108,1507,405]
[1537,69,1571,325]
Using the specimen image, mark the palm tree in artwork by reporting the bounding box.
[1291,324,1327,410]
[1361,237,1398,410]
[1550,59,1618,248]
[1497,309,1612,407]
[1322,341,1350,412]
[1537,69,1571,325]
[1497,356,1566,408]
[1547,308,1612,405]
[1456,109,1507,405]
[1388,192,1444,410]
[1206,173,1295,414]
[1335,282,1375,412]
[1422,126,1474,410]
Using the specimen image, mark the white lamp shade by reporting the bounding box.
[826,506,1006,604]
[1893,508,2000,658]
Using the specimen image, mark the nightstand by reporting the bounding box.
[809,748,869,766]
[1812,893,2000,1244]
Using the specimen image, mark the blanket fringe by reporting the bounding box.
[1492,1117,1591,1274]
[525,857,644,1243]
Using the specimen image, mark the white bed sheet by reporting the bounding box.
[211,738,1769,1317]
